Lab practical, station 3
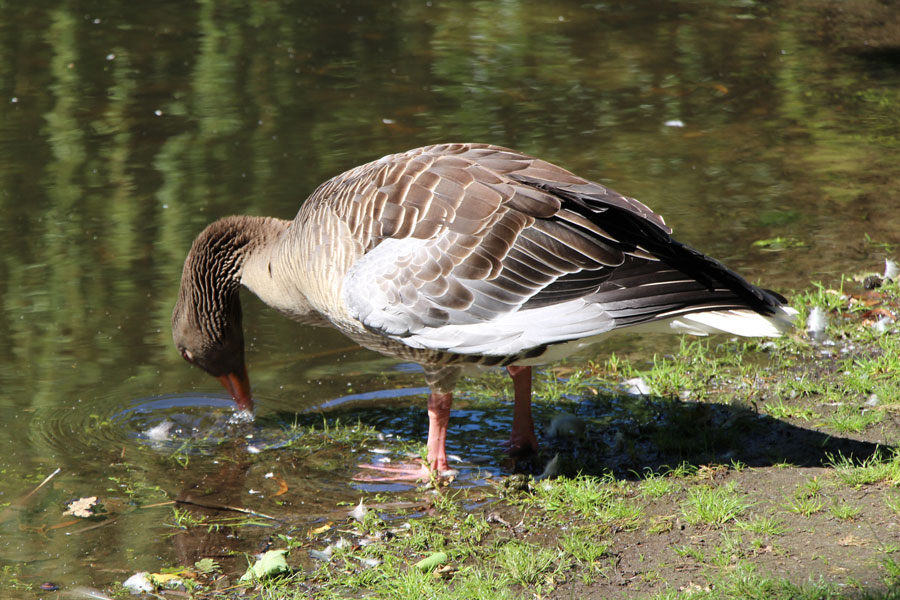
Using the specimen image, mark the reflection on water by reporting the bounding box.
[0,0,898,592]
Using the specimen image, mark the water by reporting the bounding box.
[0,0,898,592]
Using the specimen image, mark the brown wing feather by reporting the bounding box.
[323,143,780,340]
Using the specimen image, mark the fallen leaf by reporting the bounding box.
[308,522,333,537]
[272,475,289,497]
[148,573,183,587]
[415,552,448,572]
[680,582,712,595]
[434,564,456,579]
[837,535,868,547]
[239,550,289,582]
[64,497,99,518]
[194,558,219,574]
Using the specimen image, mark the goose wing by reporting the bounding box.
[336,143,780,356]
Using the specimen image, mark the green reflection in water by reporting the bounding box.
[0,0,897,590]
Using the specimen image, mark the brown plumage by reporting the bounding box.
[172,143,794,479]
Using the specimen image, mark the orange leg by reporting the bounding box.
[426,391,453,471]
[354,391,453,482]
[506,365,538,455]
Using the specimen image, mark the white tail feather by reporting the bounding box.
[637,307,797,338]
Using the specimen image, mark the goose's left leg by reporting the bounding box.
[354,366,461,482]
[507,365,538,455]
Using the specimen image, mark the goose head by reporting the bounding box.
[171,217,273,411]
[172,287,251,410]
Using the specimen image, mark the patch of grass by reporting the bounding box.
[681,481,753,526]
[291,417,386,450]
[828,449,900,487]
[673,533,748,569]
[652,559,846,599]
[822,405,883,433]
[440,568,518,600]
[170,506,210,529]
[524,475,643,529]
[884,493,900,515]
[639,470,679,498]
[708,532,746,568]
[494,540,568,588]
[795,279,853,314]
[673,544,706,563]
[633,338,730,400]
[534,366,602,403]
[559,527,610,571]
[107,473,168,504]
[828,500,861,521]
[796,476,823,498]
[783,495,825,517]
[773,374,823,401]
[883,556,900,587]
[647,515,675,534]
[782,478,825,519]
[382,565,440,600]
[764,397,815,421]
[735,515,788,536]
[0,565,32,593]
[457,513,492,548]
[668,462,700,479]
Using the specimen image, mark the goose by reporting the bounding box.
[172,143,794,480]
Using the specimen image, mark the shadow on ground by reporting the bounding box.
[259,390,894,482]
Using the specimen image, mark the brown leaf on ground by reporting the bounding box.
[837,535,869,547]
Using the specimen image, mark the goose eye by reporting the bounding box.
[181,349,194,362]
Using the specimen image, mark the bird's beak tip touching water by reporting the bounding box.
[217,367,253,412]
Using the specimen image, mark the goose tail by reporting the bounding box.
[640,304,798,338]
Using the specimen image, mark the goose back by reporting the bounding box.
[278,144,786,363]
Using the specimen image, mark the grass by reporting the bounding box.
[519,474,644,530]
[638,471,680,498]
[680,481,754,526]
[0,566,31,593]
[783,493,825,517]
[560,527,611,569]
[735,515,788,536]
[885,494,900,515]
[828,449,900,487]
[828,500,861,520]
[822,405,883,433]
[764,397,815,421]
[107,473,168,504]
[494,541,568,587]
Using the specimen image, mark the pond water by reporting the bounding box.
[0,0,898,593]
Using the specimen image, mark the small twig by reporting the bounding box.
[140,500,176,509]
[22,467,61,500]
[65,518,119,535]
[175,498,278,521]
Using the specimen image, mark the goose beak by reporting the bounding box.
[217,367,253,412]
